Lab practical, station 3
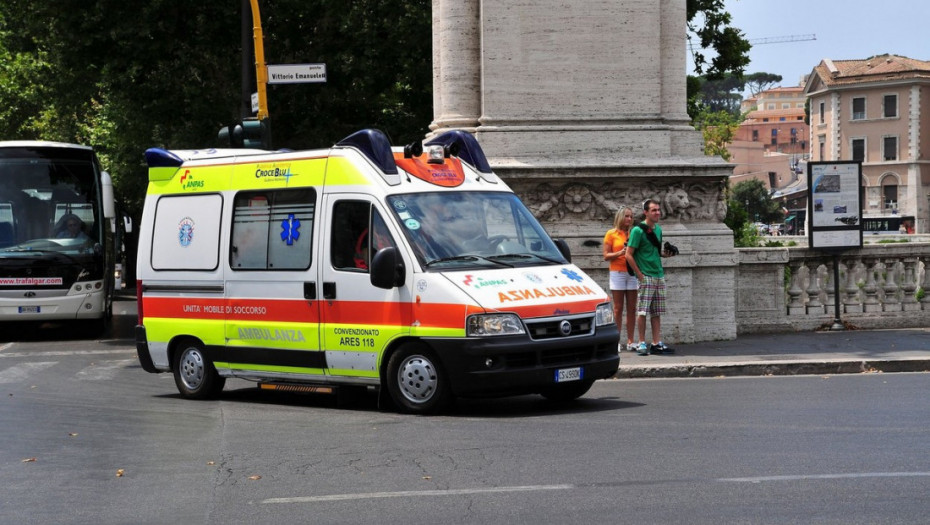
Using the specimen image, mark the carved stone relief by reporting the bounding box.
[516,179,729,223]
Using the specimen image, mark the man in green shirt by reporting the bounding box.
[625,199,675,355]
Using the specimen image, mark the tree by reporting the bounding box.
[730,179,783,224]
[687,0,751,80]
[743,72,783,98]
[692,108,743,161]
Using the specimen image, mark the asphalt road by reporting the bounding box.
[1,325,929,524]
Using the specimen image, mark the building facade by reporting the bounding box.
[805,55,930,232]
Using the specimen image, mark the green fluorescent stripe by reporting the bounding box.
[223,363,326,375]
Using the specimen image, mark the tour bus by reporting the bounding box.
[135,129,619,413]
[862,215,914,235]
[0,142,118,333]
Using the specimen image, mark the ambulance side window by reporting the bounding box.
[331,201,395,272]
[230,189,315,270]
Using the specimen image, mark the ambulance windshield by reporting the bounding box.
[386,192,567,269]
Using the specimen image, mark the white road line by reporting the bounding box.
[76,359,137,381]
[0,362,58,383]
[0,343,13,352]
[0,349,134,358]
[261,484,575,505]
[719,472,930,483]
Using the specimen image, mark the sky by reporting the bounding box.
[689,0,930,88]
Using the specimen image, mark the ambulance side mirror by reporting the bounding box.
[370,247,406,289]
[554,239,571,263]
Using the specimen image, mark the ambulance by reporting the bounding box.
[135,129,619,413]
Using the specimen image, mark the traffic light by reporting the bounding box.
[217,118,271,149]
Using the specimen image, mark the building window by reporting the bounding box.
[852,97,866,120]
[762,118,769,122]
[818,135,826,160]
[819,101,825,124]
[883,136,898,161]
[767,103,775,110]
[883,94,898,118]
[752,130,759,141]
[797,103,805,108]
[781,103,790,109]
[851,138,865,161]
[883,184,898,211]
[779,117,786,121]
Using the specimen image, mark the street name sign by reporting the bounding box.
[266,63,327,84]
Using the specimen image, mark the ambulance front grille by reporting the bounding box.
[524,315,594,340]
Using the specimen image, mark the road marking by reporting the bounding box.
[719,472,930,483]
[0,343,12,352]
[0,362,57,383]
[261,484,574,504]
[0,349,134,358]
[76,359,137,381]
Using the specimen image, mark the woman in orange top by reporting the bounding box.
[603,206,638,351]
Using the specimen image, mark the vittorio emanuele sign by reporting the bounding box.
[267,64,327,84]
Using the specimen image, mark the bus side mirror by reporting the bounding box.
[370,247,405,289]
[101,171,115,219]
[554,239,571,263]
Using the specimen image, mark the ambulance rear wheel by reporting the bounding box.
[386,344,451,414]
[173,341,225,400]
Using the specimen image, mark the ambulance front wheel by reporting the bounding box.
[386,344,451,414]
[173,340,226,400]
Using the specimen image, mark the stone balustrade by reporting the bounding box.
[737,243,930,333]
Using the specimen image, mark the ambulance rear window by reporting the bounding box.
[230,189,316,270]
[152,194,222,271]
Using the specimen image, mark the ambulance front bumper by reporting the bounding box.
[425,326,620,398]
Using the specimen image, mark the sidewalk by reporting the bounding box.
[613,328,930,379]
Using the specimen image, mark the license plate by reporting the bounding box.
[18,306,40,314]
[555,367,583,383]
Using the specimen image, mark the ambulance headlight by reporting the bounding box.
[466,313,525,337]
[595,303,614,327]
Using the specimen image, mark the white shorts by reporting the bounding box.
[609,270,639,291]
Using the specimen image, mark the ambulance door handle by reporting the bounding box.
[323,281,336,300]
[304,282,316,300]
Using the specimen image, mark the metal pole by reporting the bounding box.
[240,0,253,120]
[830,254,845,330]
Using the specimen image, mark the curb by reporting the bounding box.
[613,358,930,379]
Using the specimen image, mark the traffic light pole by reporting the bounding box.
[248,0,269,121]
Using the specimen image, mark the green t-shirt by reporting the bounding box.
[628,222,664,278]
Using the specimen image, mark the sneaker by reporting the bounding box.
[649,343,664,355]
[626,343,638,352]
[654,341,674,354]
[636,342,649,356]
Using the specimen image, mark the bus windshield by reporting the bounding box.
[0,151,101,255]
[385,191,567,270]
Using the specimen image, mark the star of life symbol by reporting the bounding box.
[178,217,194,247]
[560,268,584,282]
[280,213,300,245]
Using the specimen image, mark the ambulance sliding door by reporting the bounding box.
[320,195,412,381]
[223,188,323,379]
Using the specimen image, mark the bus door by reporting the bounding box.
[319,194,411,380]
[224,188,323,377]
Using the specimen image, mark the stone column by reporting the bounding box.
[431,0,737,343]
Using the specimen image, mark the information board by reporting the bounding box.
[807,161,862,250]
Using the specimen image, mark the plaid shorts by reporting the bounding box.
[636,275,666,317]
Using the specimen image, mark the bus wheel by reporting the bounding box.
[386,344,451,414]
[539,379,594,402]
[173,341,225,399]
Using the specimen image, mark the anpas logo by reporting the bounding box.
[255,163,294,182]
[179,170,204,190]
[463,274,510,289]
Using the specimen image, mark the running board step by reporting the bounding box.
[259,382,335,395]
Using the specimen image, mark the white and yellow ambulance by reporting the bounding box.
[135,129,619,413]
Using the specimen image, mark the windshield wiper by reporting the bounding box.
[425,255,514,268]
[488,253,565,264]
